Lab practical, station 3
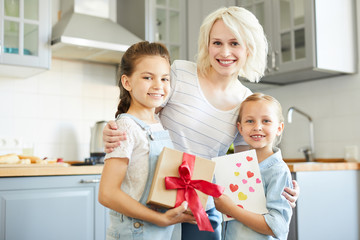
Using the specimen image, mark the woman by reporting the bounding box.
[103,7,299,240]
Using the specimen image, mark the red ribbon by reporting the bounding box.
[165,153,225,232]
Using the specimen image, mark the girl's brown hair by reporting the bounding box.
[115,41,170,117]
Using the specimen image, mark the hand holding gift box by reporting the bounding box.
[147,147,224,232]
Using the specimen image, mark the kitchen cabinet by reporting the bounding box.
[0,0,51,78]
[237,0,357,84]
[0,175,107,240]
[288,169,360,240]
[117,0,187,62]
[186,0,236,61]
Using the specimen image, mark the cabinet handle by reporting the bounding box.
[271,51,276,69]
[274,51,279,71]
[80,179,100,183]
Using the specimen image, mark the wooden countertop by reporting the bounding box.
[0,164,104,177]
[286,161,360,172]
[1,160,360,177]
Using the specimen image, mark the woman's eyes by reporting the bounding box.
[161,78,170,82]
[143,76,152,80]
[212,41,240,46]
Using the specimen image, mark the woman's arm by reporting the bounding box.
[99,158,196,227]
[102,121,126,153]
[214,194,274,236]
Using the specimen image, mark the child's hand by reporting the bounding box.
[162,201,196,226]
[103,120,127,153]
[214,194,236,217]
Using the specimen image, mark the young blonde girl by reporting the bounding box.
[214,93,293,240]
[98,41,195,240]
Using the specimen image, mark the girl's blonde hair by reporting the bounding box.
[197,6,268,83]
[239,93,284,146]
[115,41,170,117]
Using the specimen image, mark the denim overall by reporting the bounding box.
[106,114,175,240]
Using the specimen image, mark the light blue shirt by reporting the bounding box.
[223,148,293,240]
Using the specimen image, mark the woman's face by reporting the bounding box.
[208,19,248,78]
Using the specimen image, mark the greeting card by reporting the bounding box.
[213,149,268,221]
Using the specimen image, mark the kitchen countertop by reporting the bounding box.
[1,160,360,177]
[0,164,104,177]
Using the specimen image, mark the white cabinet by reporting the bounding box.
[0,0,51,78]
[289,170,360,240]
[117,0,187,62]
[187,0,236,61]
[0,175,107,240]
[237,0,357,84]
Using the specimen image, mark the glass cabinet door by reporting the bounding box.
[3,0,39,56]
[154,0,185,62]
[1,0,50,73]
[237,0,314,77]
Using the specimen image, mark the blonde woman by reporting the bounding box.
[103,7,299,240]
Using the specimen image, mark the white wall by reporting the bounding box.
[0,59,119,160]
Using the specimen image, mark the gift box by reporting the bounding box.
[147,147,215,211]
[147,147,224,232]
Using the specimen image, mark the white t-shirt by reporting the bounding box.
[160,60,252,160]
[104,115,164,201]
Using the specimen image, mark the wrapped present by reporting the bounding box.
[147,147,224,232]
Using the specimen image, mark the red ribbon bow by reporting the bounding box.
[165,153,225,232]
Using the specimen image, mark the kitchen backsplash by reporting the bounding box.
[0,57,360,161]
[0,59,119,161]
[261,73,360,160]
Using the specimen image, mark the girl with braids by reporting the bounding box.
[98,41,195,240]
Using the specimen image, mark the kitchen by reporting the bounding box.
[0,0,359,240]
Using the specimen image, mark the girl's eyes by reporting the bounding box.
[161,77,170,82]
[245,120,253,123]
[143,76,152,80]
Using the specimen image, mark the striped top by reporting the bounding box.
[160,60,252,160]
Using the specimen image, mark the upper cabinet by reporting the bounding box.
[0,0,51,78]
[237,0,357,84]
[117,0,187,62]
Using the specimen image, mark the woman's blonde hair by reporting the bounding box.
[239,93,284,147]
[197,6,268,83]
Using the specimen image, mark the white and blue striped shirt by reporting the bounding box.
[160,60,252,160]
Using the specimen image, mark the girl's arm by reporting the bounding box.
[99,158,196,227]
[214,194,274,236]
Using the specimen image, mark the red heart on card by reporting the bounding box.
[229,184,239,192]
[237,204,244,209]
[246,156,253,161]
[236,163,241,167]
[249,187,255,192]
[256,178,261,184]
[247,171,254,178]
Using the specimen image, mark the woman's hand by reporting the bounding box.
[282,180,300,208]
[103,120,126,153]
